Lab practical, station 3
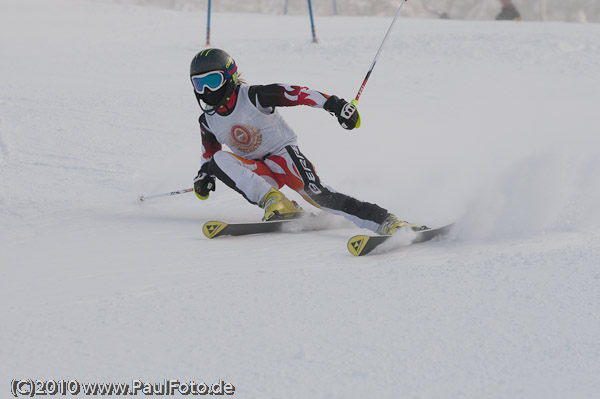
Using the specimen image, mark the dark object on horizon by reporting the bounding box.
[496,0,521,21]
[424,4,450,19]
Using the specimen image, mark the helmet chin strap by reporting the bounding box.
[199,101,217,115]
[199,83,238,115]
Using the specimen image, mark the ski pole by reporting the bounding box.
[139,188,194,202]
[307,0,318,43]
[206,0,212,46]
[354,0,408,103]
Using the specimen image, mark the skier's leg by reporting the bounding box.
[209,150,303,220]
[266,145,395,233]
[209,150,276,204]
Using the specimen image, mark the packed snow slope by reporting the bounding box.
[2,0,600,397]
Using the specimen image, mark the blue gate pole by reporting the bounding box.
[206,0,212,46]
[333,0,338,15]
[284,0,289,15]
[307,0,318,43]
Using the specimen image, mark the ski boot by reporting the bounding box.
[376,214,429,235]
[260,187,304,221]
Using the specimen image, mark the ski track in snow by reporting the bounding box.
[2,0,600,397]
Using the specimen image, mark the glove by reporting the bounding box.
[193,162,216,200]
[323,95,361,130]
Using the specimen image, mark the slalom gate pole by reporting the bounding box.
[354,0,408,102]
[307,0,318,43]
[139,188,194,202]
[206,0,212,46]
[284,0,289,15]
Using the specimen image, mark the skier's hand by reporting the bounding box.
[323,96,361,130]
[193,163,216,200]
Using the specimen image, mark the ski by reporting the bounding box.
[347,223,455,256]
[202,215,322,239]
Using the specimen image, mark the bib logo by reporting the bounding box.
[229,124,262,154]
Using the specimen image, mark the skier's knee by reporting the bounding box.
[210,151,238,172]
[211,150,231,166]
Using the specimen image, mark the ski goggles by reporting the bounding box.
[191,71,226,95]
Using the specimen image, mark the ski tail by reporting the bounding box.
[202,215,322,239]
[348,235,392,256]
[203,221,229,238]
[348,223,455,256]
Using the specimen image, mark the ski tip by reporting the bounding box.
[202,221,228,239]
[347,235,371,256]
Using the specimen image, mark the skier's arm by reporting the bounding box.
[194,114,220,200]
[248,84,329,111]
[248,84,360,130]
[199,114,222,163]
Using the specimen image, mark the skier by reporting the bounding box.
[190,48,423,235]
[496,0,521,21]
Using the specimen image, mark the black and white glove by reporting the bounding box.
[323,95,361,130]
[193,162,216,200]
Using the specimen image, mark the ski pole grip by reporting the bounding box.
[351,99,361,128]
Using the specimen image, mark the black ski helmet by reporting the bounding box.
[190,48,239,110]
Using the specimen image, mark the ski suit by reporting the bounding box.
[199,83,390,232]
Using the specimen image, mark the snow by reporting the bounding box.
[1,0,600,397]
